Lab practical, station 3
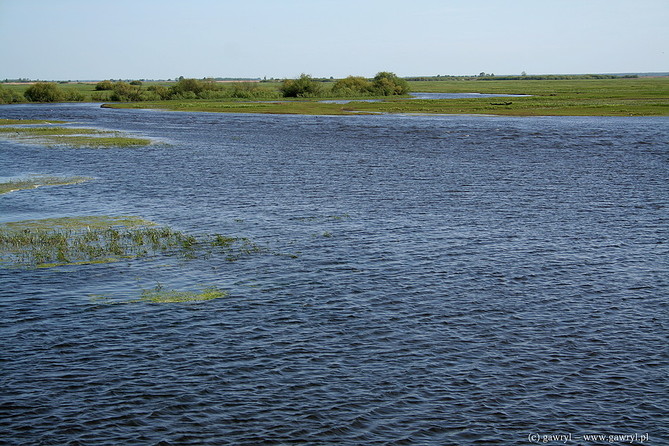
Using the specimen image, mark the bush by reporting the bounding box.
[63,89,85,102]
[95,80,114,91]
[331,76,373,96]
[110,81,143,101]
[226,82,280,99]
[0,85,25,104]
[280,74,323,98]
[147,85,171,100]
[24,82,64,102]
[372,72,410,95]
[169,78,220,98]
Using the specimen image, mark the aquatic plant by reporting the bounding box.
[0,175,92,195]
[138,284,228,303]
[0,216,264,268]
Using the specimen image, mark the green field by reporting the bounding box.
[106,78,669,116]
[2,77,668,116]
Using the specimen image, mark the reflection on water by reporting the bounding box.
[1,104,668,444]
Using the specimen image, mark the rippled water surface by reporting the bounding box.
[1,104,667,445]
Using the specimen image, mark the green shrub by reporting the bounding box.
[95,80,114,91]
[110,81,143,101]
[24,82,64,102]
[0,85,25,104]
[169,78,220,98]
[147,85,171,100]
[226,82,280,99]
[372,72,410,95]
[280,74,323,98]
[63,89,85,102]
[332,76,373,96]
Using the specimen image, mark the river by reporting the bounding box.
[1,103,667,445]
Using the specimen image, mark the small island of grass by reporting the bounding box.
[0,125,152,148]
[0,175,92,195]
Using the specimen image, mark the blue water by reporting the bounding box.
[1,103,668,445]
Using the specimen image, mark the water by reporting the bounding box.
[320,92,530,104]
[1,104,667,445]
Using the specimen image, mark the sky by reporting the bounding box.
[0,0,667,80]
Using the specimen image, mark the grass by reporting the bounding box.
[0,119,67,125]
[138,284,228,303]
[0,124,152,148]
[46,135,152,147]
[105,77,669,116]
[90,284,229,304]
[0,175,92,195]
[0,215,263,268]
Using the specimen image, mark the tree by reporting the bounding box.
[372,72,409,95]
[24,82,64,102]
[280,74,323,98]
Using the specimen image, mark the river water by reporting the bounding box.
[1,103,667,445]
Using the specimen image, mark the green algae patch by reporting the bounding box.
[0,175,92,195]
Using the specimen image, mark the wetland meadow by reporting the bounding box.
[1,76,668,444]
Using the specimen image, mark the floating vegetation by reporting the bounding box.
[138,284,228,303]
[0,175,92,195]
[0,124,152,148]
[91,284,229,304]
[0,215,263,268]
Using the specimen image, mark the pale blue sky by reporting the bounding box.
[1,0,667,80]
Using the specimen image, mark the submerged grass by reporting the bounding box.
[0,215,263,268]
[0,175,92,195]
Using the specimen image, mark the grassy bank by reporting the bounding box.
[104,77,668,116]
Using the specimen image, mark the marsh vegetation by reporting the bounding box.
[0,216,263,268]
[2,75,666,116]
[0,175,92,195]
[0,124,152,148]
